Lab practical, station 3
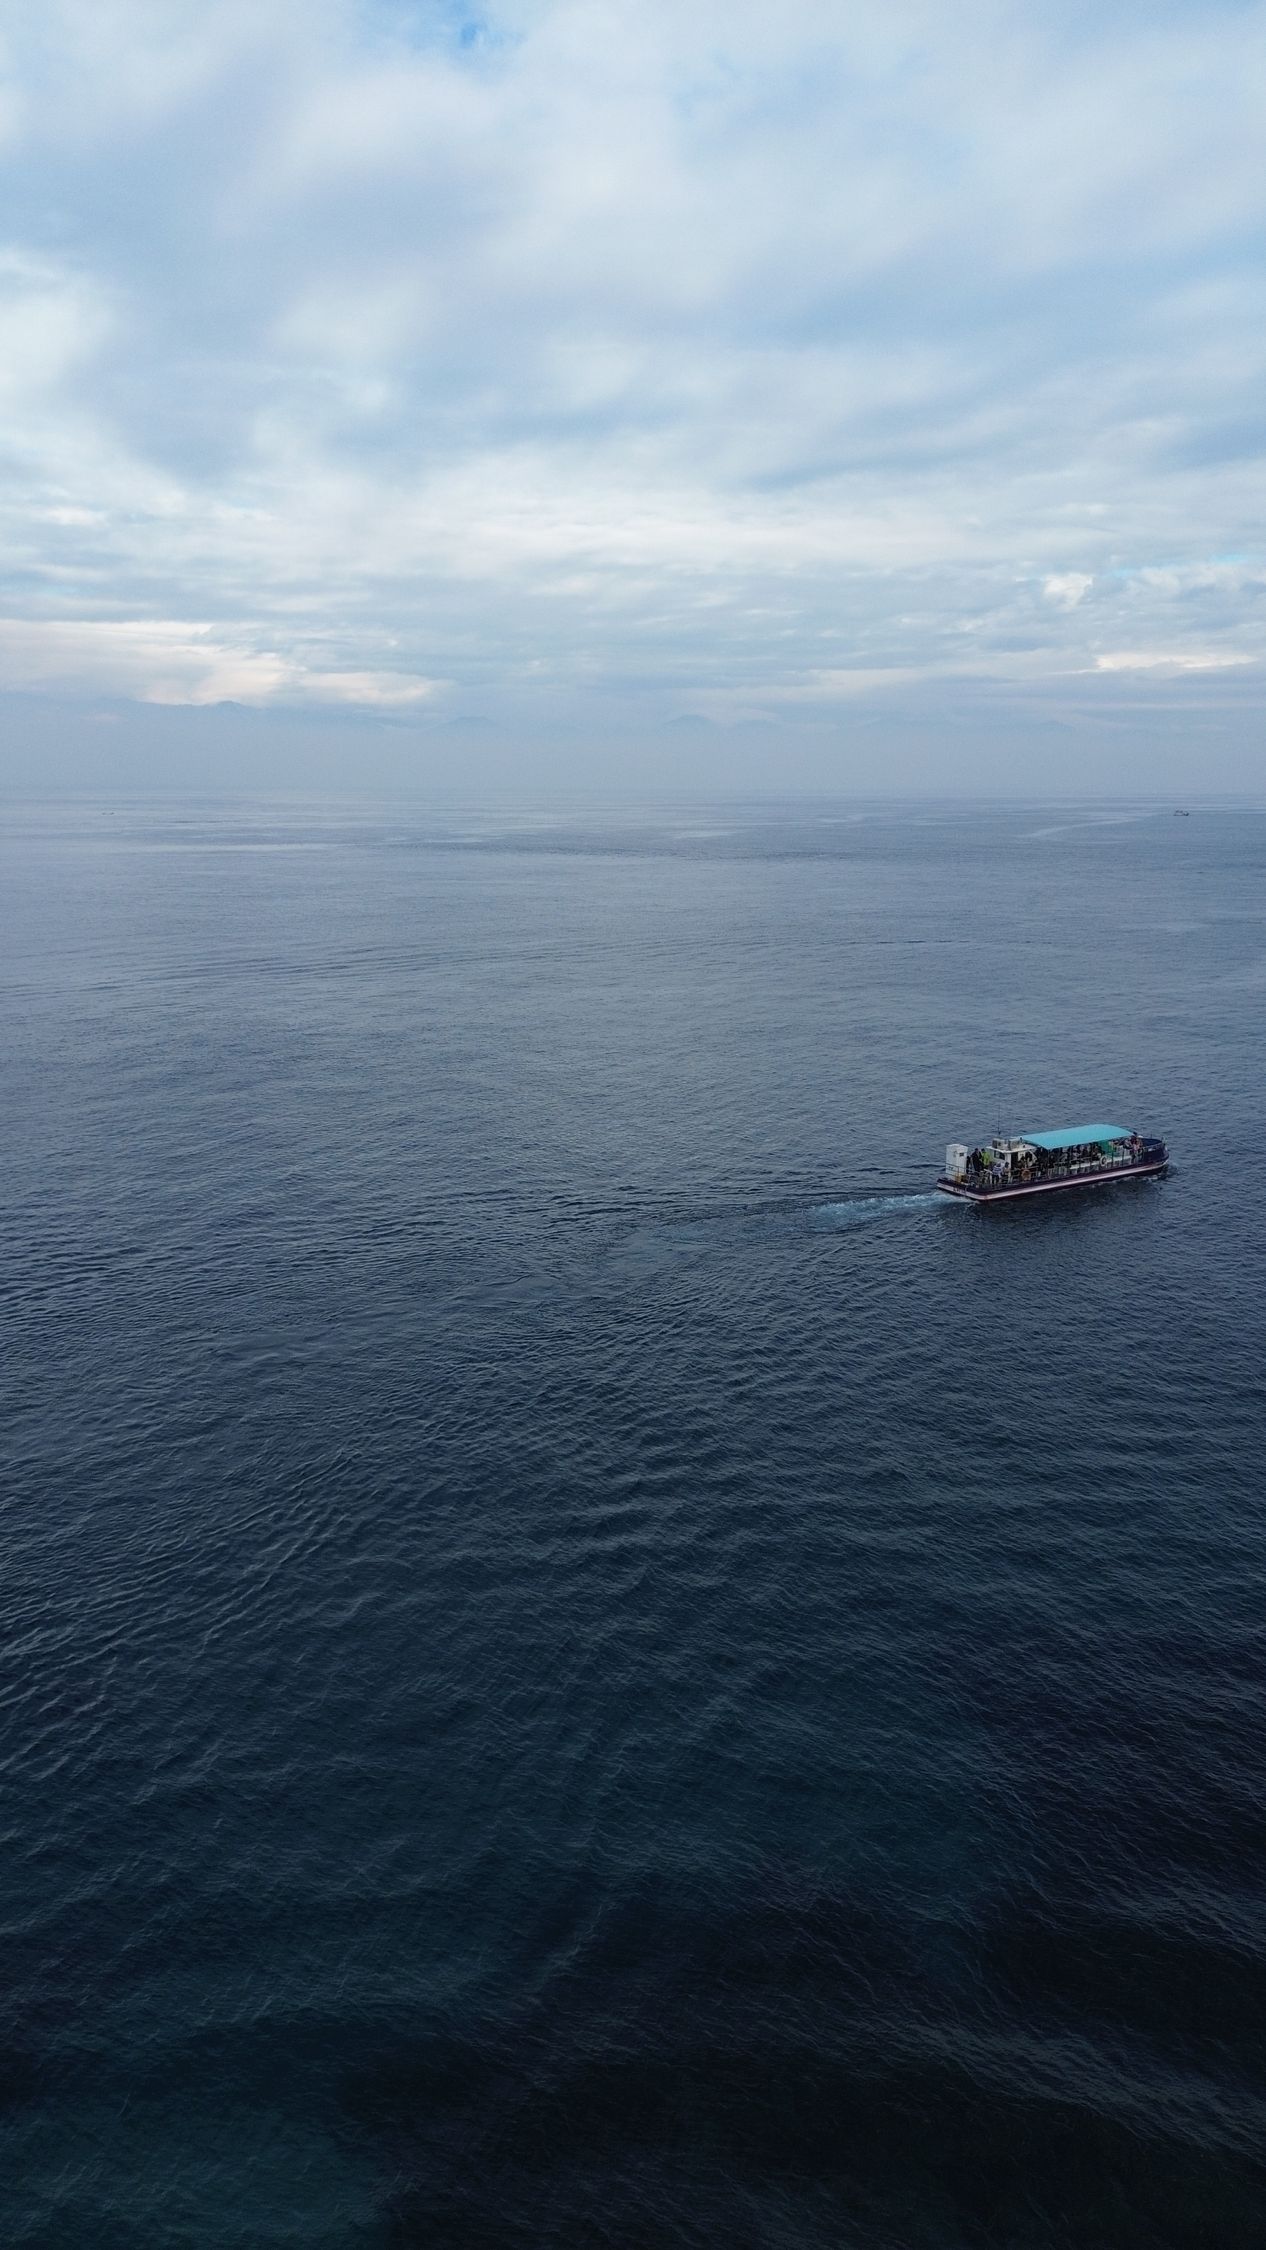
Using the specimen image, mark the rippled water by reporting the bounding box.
[3,798,1265,2247]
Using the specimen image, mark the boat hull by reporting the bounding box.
[937,1157,1168,1203]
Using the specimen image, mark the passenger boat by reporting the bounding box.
[937,1124,1168,1203]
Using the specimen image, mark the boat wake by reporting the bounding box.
[607,1189,951,1272]
[811,1192,948,1228]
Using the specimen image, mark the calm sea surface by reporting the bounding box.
[3,798,1264,2248]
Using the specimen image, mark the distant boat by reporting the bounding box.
[938,1125,1168,1203]
[1174,808,1191,817]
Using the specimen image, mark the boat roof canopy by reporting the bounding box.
[1019,1123,1131,1150]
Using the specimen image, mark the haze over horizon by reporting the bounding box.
[3,0,1266,795]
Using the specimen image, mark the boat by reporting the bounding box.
[937,1124,1168,1203]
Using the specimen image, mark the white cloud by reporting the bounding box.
[0,619,439,706]
[0,250,113,408]
[0,0,1263,743]
[1093,649,1255,674]
[1043,573,1093,609]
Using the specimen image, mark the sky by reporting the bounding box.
[2,0,1265,794]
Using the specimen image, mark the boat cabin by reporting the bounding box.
[944,1125,1143,1189]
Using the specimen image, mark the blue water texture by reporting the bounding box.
[2,798,1264,2248]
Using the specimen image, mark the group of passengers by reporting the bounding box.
[965,1133,1142,1188]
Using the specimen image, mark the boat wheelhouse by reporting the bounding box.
[938,1123,1168,1203]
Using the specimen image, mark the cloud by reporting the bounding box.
[0,0,1263,761]
[0,619,439,706]
[1093,649,1254,674]
[1043,574,1093,609]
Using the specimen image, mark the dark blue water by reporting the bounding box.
[3,798,1264,2248]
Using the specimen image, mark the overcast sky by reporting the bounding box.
[2,0,1266,793]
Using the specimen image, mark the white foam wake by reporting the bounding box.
[811,1192,947,1227]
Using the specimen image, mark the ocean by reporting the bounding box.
[3,797,1264,2248]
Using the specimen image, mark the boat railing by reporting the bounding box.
[959,1147,1163,1192]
